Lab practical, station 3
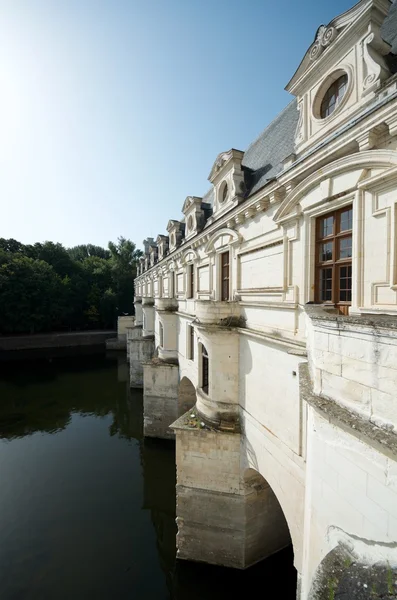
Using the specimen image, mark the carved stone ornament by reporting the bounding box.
[310,25,337,62]
[214,152,231,173]
[362,31,390,96]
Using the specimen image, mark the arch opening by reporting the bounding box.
[243,468,296,589]
[178,377,196,416]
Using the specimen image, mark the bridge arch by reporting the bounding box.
[243,468,294,570]
[178,376,196,416]
[241,425,305,575]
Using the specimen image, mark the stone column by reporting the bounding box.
[143,297,180,439]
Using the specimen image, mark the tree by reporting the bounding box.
[0,256,64,333]
[0,236,140,334]
[108,237,143,314]
[68,244,111,262]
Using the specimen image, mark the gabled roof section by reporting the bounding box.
[242,100,299,197]
[208,149,244,183]
[286,0,392,95]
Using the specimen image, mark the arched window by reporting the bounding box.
[202,345,209,394]
[320,73,348,119]
[159,322,164,347]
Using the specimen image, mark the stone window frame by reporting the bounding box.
[159,321,164,348]
[312,65,353,125]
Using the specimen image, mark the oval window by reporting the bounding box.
[221,183,228,203]
[188,216,194,231]
[320,74,348,119]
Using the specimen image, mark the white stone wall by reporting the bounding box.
[302,407,397,599]
[306,314,397,432]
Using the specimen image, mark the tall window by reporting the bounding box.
[316,205,353,315]
[221,251,230,301]
[172,271,176,297]
[202,345,209,394]
[187,264,194,299]
[159,322,164,347]
[188,324,194,360]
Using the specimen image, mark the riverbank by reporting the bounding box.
[0,330,116,360]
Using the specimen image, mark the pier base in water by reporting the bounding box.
[143,360,179,439]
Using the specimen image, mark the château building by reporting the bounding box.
[130,1,397,598]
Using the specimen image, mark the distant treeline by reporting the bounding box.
[0,237,142,334]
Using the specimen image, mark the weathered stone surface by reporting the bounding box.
[309,544,397,600]
[130,336,154,388]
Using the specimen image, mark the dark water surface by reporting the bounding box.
[0,353,296,600]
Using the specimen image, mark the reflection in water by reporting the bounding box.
[0,354,296,599]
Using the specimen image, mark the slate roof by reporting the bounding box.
[382,0,397,55]
[241,1,397,198]
[242,99,299,196]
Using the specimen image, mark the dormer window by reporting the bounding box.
[320,73,348,119]
[187,215,194,232]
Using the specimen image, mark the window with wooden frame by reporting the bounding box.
[188,324,194,360]
[187,264,194,299]
[172,271,176,298]
[315,205,353,315]
[202,345,209,394]
[221,251,230,301]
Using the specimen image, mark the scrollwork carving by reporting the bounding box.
[362,32,390,96]
[310,25,338,62]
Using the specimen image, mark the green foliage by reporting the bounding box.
[0,236,140,334]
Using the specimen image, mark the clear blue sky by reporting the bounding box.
[1,0,354,249]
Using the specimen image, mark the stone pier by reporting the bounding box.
[142,297,186,439]
[172,419,291,568]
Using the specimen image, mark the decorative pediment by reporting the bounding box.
[204,228,242,255]
[286,0,392,96]
[166,220,180,232]
[156,234,168,245]
[208,149,244,183]
[274,149,397,223]
[182,196,202,215]
[181,248,199,265]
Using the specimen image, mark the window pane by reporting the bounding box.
[339,236,352,259]
[320,268,333,302]
[340,208,353,232]
[339,265,352,303]
[320,216,334,238]
[320,241,333,262]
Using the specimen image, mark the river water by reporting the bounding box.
[0,353,296,600]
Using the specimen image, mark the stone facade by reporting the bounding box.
[130,1,397,598]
